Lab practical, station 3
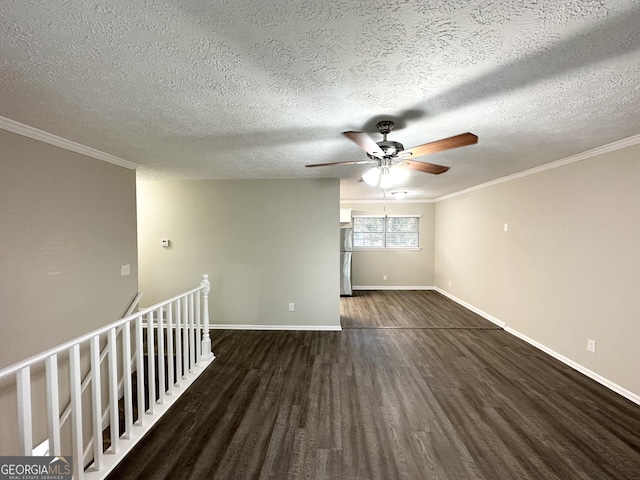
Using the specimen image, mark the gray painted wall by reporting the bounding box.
[0,129,138,367]
[137,179,340,329]
[340,202,435,288]
[435,144,640,397]
[0,128,138,453]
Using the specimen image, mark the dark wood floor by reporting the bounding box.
[107,290,640,479]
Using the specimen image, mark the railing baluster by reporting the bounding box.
[196,290,202,365]
[167,302,174,392]
[175,299,182,385]
[69,344,84,480]
[182,297,189,375]
[147,312,156,414]
[135,316,145,425]
[16,366,32,456]
[108,328,119,453]
[157,307,165,404]
[45,355,61,456]
[189,293,195,371]
[122,320,133,438]
[201,274,213,360]
[89,336,104,469]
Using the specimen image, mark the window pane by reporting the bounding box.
[354,216,419,248]
[386,216,418,232]
[354,217,385,247]
[363,232,384,247]
[386,216,419,248]
[386,232,419,248]
[354,217,384,232]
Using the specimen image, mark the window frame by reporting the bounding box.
[352,214,421,250]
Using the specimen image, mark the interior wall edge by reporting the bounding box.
[435,287,640,407]
[433,288,506,328]
[504,326,640,407]
[208,325,342,331]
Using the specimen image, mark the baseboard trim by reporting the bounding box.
[504,326,640,406]
[433,288,506,328]
[434,288,640,407]
[353,286,435,291]
[209,324,342,331]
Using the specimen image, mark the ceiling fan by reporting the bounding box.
[306,121,478,188]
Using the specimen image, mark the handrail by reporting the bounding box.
[0,285,202,379]
[56,292,144,432]
[123,291,143,317]
[3,274,214,479]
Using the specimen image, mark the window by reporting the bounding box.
[353,215,420,249]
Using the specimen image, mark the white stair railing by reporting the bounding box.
[0,274,215,480]
[44,291,144,455]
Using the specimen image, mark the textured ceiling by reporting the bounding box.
[1,0,640,200]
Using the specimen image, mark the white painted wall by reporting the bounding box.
[137,179,340,329]
[435,144,640,398]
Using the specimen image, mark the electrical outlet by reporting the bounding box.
[383,275,387,281]
[504,223,509,232]
[120,264,130,276]
[289,303,295,312]
[587,339,596,354]
[448,280,452,287]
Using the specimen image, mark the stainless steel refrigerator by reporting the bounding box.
[340,226,352,296]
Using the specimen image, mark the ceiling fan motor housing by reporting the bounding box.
[373,121,406,157]
[376,120,395,135]
[377,140,404,156]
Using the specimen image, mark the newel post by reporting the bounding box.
[200,274,214,360]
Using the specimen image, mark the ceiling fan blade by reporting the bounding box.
[400,132,478,159]
[398,160,450,175]
[342,131,385,158]
[305,160,375,168]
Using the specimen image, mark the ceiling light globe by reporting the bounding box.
[362,166,381,187]
[389,164,409,184]
[379,172,396,189]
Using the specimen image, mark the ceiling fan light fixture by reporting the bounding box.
[363,160,408,189]
[362,166,382,187]
[379,171,396,189]
[389,164,409,183]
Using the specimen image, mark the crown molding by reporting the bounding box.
[0,115,138,170]
[435,133,640,202]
